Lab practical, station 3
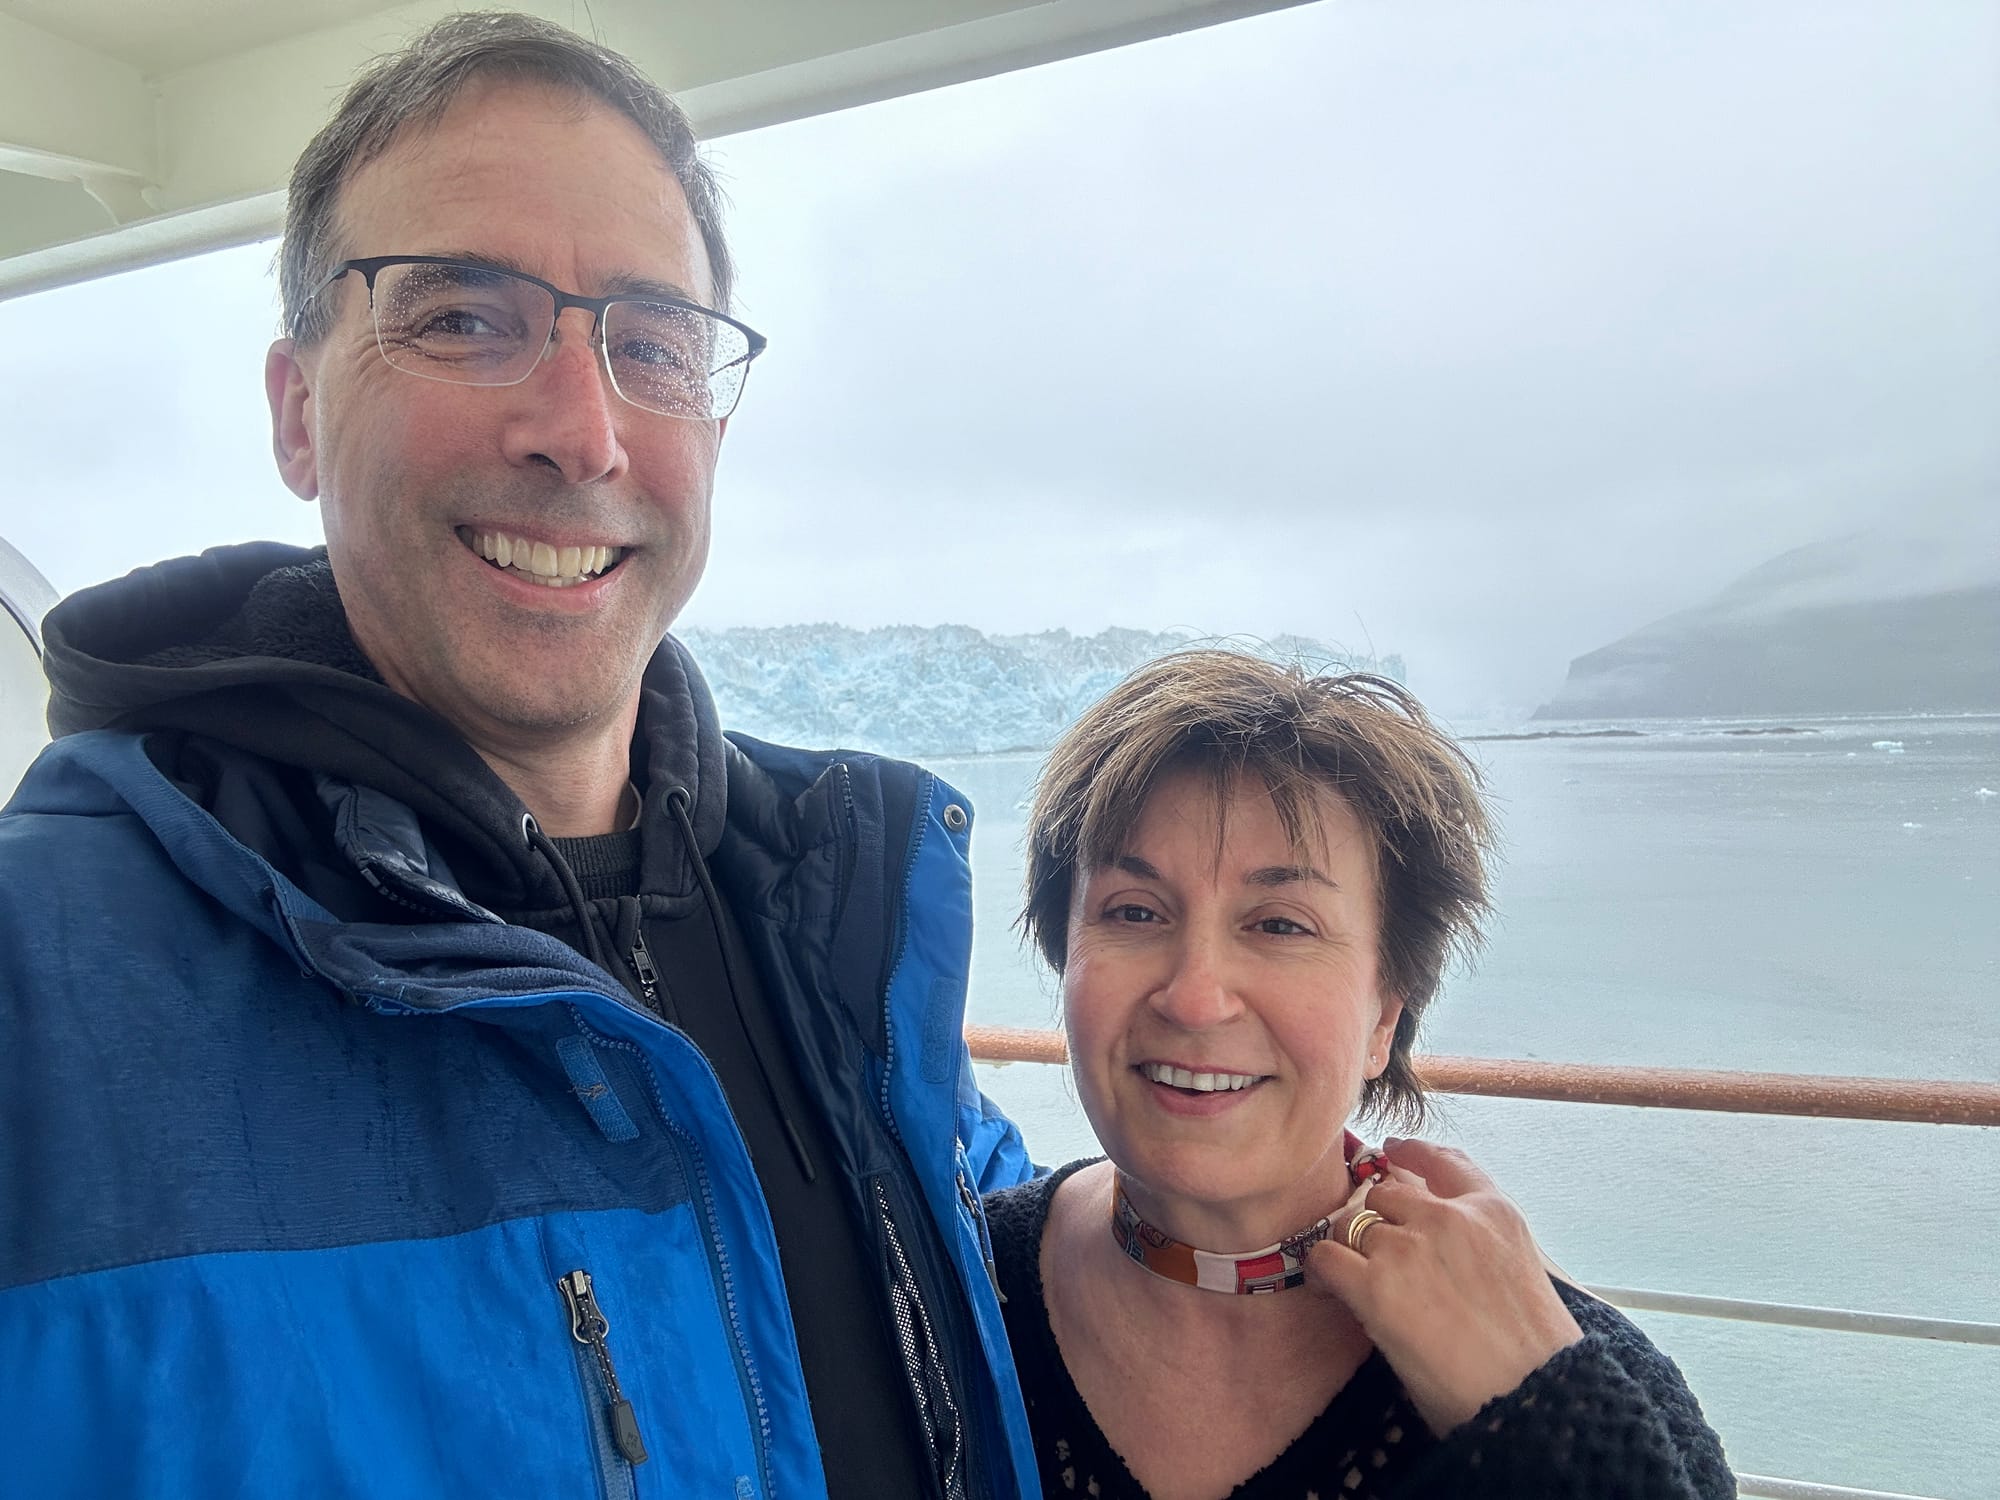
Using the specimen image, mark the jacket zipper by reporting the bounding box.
[958,1169,1003,1306]
[629,928,662,1011]
[833,763,859,938]
[875,1179,968,1500]
[559,1269,650,1471]
[666,1124,779,1500]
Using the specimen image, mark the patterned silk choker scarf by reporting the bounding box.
[1110,1131,1390,1295]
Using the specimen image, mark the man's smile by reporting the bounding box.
[455,525,628,588]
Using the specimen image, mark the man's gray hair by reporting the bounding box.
[280,11,734,342]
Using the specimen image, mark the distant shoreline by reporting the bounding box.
[911,712,2000,764]
[1463,725,1815,743]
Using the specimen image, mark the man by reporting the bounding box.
[0,14,1036,1497]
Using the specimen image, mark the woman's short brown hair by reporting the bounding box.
[1020,649,1495,1127]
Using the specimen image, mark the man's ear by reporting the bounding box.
[266,339,319,501]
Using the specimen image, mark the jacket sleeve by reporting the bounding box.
[956,1048,1039,1191]
[1395,1286,1734,1500]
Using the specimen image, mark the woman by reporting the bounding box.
[988,650,1731,1499]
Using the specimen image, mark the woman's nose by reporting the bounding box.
[1148,936,1243,1029]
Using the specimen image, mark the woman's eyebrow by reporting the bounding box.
[1109,855,1337,890]
[1246,864,1338,890]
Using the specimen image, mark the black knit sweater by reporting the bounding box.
[987,1161,1734,1500]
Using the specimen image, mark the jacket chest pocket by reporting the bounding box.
[541,1202,773,1500]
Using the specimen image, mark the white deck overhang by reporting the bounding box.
[0,0,1306,302]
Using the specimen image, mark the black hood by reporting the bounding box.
[41,541,728,914]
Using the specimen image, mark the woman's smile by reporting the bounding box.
[1132,1060,1271,1116]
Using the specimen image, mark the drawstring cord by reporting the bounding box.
[664,785,818,1185]
[522,813,610,972]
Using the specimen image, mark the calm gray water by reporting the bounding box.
[943,715,1999,1500]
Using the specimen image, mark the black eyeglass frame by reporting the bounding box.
[309,254,769,418]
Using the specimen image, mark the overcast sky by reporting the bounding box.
[1,0,1994,716]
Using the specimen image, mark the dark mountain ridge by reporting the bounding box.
[1536,525,2000,720]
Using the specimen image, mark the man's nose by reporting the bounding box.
[1148,932,1244,1030]
[500,312,628,484]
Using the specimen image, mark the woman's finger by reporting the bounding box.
[1305,1213,1403,1306]
[1354,1175,1427,1226]
[1378,1159,1430,1192]
[1325,1199,1401,1261]
[1304,1237,1366,1304]
[1382,1138,1493,1199]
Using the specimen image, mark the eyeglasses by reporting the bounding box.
[310,256,767,421]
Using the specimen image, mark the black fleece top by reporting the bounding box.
[42,544,933,1498]
[988,1161,1735,1500]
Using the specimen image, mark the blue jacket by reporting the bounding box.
[0,676,1039,1495]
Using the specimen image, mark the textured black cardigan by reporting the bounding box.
[987,1162,1735,1500]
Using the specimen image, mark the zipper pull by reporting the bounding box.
[629,931,661,1008]
[559,1270,650,1466]
[959,1173,1005,1305]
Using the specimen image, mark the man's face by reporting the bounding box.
[267,80,724,748]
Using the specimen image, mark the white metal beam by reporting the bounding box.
[0,0,1311,303]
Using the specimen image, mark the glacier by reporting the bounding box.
[680,623,1403,758]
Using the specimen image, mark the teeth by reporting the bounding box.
[1141,1062,1259,1093]
[465,529,624,584]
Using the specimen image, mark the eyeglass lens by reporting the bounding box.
[367,261,752,419]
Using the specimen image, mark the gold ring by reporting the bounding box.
[1344,1208,1387,1253]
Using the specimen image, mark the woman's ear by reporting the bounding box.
[266,339,320,501]
[1366,994,1406,1078]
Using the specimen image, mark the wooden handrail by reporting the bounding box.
[962,1024,2000,1127]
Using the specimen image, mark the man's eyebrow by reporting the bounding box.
[426,249,533,277]
[1246,864,1338,890]
[426,252,700,303]
[600,270,702,303]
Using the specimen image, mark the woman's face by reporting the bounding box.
[1063,767,1403,1241]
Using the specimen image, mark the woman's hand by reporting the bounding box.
[1307,1138,1584,1438]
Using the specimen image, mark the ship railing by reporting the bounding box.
[962,1025,2000,1500]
